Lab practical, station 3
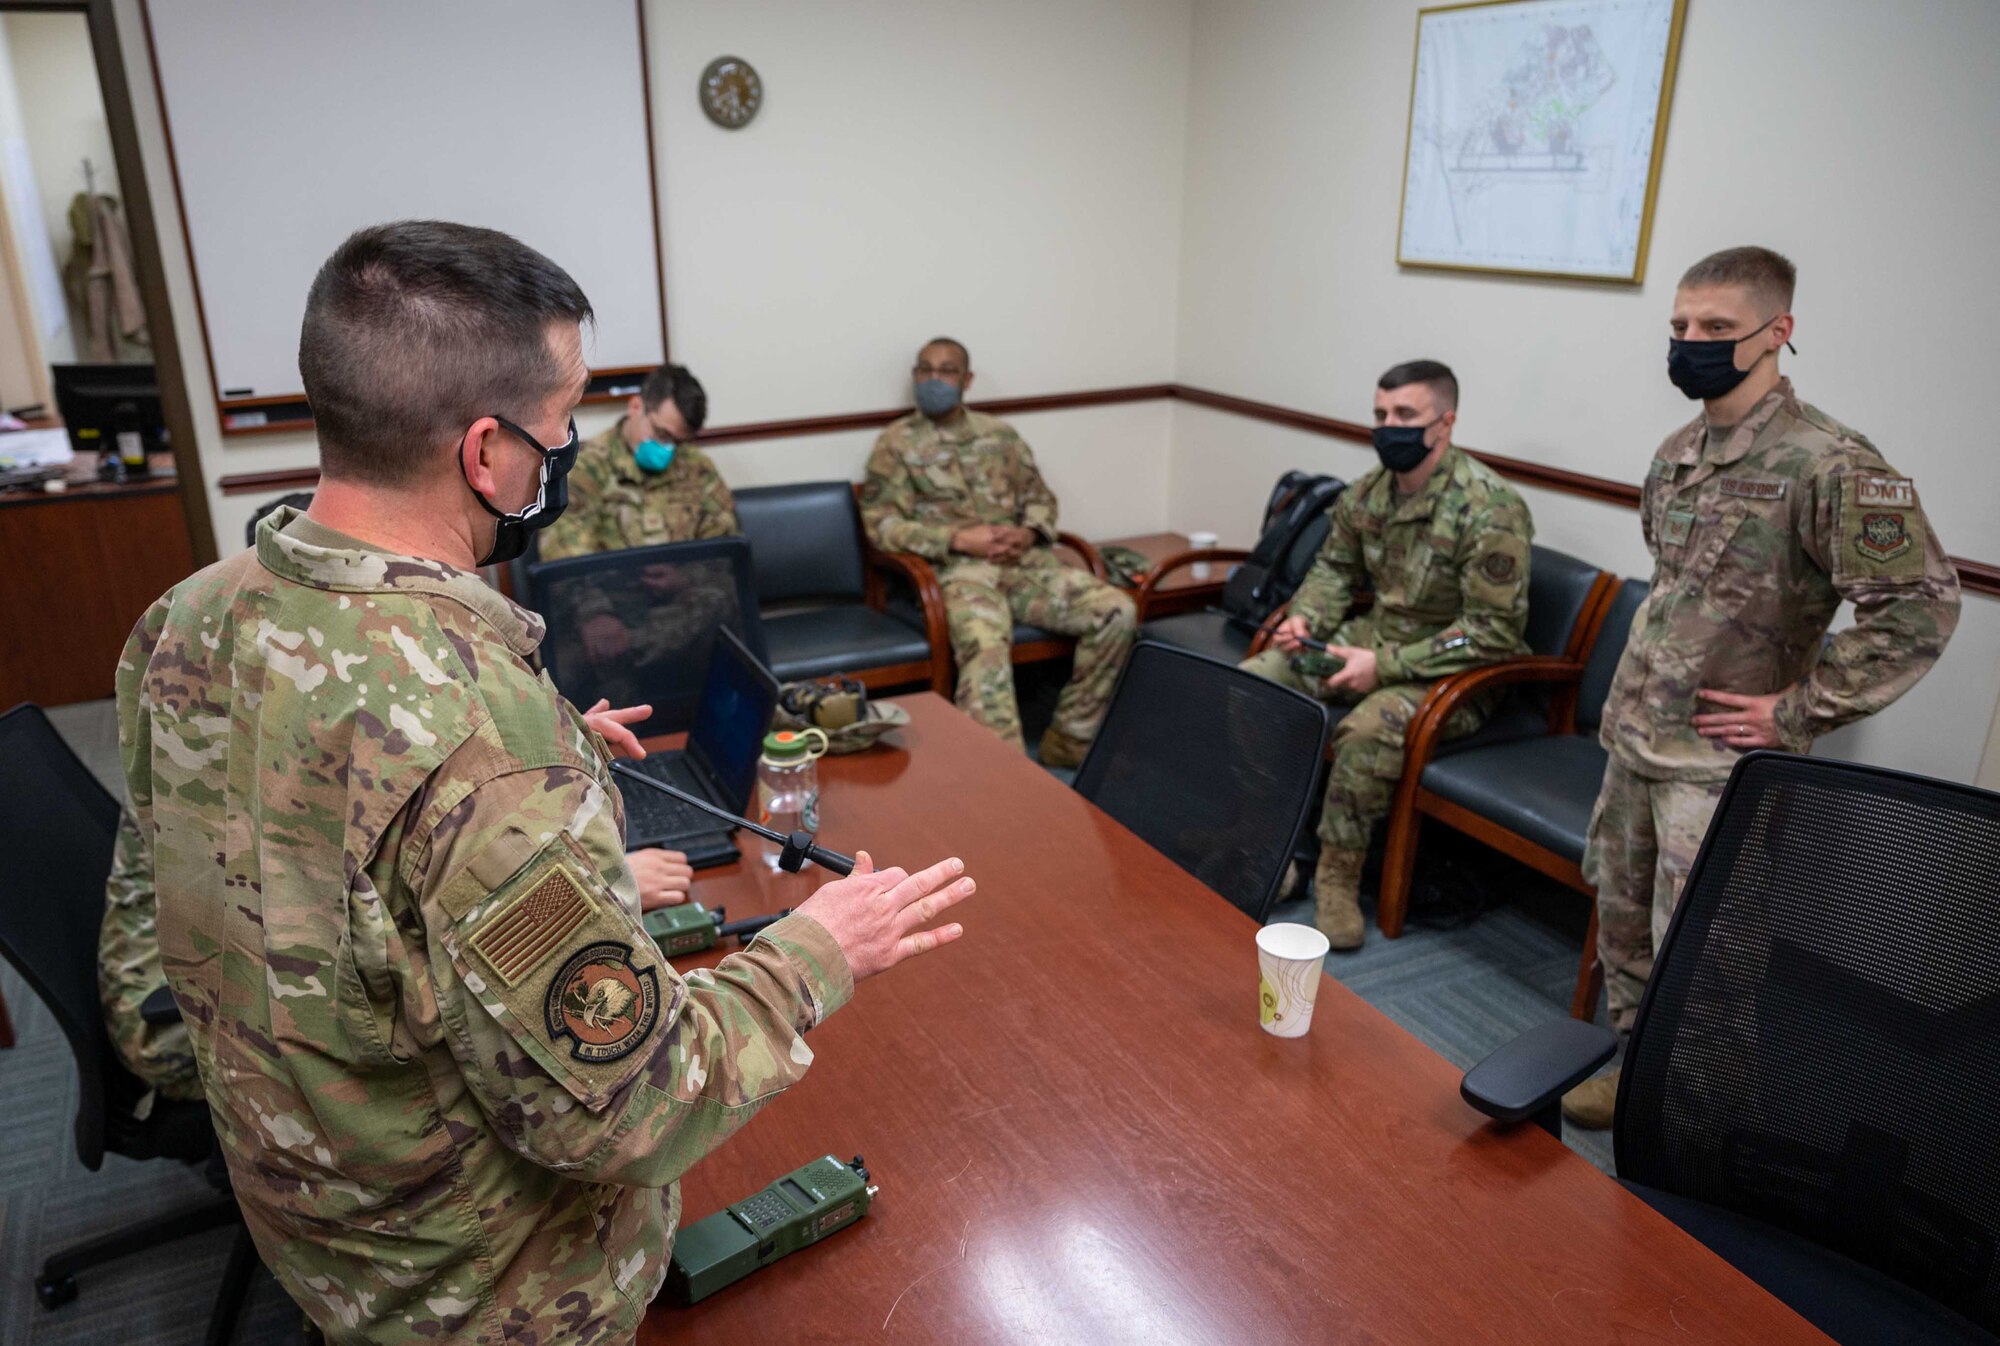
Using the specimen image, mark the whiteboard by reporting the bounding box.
[146,0,664,402]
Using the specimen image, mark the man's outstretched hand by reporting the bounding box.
[794,850,974,982]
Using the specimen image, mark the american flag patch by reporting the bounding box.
[470,867,593,987]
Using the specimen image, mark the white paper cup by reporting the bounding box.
[1188,529,1219,579]
[1256,922,1331,1037]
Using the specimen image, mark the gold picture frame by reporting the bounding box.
[1394,0,1688,284]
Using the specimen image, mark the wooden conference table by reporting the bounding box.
[637,695,1826,1343]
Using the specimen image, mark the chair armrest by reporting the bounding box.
[1401,655,1584,772]
[140,985,182,1026]
[1461,1018,1618,1126]
[1133,548,1253,612]
[1055,532,1107,580]
[864,548,949,653]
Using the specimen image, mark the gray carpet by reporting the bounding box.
[2,699,1611,1343]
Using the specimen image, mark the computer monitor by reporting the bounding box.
[51,363,166,464]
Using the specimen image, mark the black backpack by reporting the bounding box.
[1218,470,1344,625]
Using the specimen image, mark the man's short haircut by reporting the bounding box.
[919,335,971,370]
[1678,246,1796,315]
[1378,359,1459,413]
[640,363,707,434]
[299,220,593,487]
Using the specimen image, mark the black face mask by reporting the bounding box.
[1372,421,1435,474]
[1667,315,1793,401]
[463,415,579,567]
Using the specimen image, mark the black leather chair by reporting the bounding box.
[522,535,769,737]
[1463,751,2000,1345]
[0,704,257,1344]
[733,482,949,692]
[1073,641,1331,922]
[1379,579,1648,1015]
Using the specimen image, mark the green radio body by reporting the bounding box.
[642,901,721,956]
[664,1155,875,1306]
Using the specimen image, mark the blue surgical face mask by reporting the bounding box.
[633,438,675,472]
[914,379,962,419]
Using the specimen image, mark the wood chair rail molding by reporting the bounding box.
[213,382,2000,599]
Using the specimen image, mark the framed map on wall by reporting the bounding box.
[1396,0,1688,283]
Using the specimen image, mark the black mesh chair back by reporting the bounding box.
[1575,579,1648,734]
[735,482,868,604]
[1522,545,1602,658]
[0,704,130,1169]
[524,536,768,737]
[1619,752,2000,1334]
[1073,641,1330,921]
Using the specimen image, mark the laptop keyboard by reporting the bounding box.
[619,757,728,844]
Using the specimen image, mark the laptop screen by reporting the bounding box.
[687,628,778,812]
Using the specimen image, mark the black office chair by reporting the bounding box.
[734,482,946,688]
[523,535,768,737]
[0,704,257,1344]
[1462,752,2000,1345]
[1073,641,1331,921]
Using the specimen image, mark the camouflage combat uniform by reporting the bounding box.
[861,409,1135,748]
[537,422,738,560]
[100,809,203,1103]
[1241,445,1533,853]
[534,423,741,711]
[1587,379,1961,1031]
[116,506,852,1343]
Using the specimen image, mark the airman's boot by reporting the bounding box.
[1036,726,1091,770]
[1561,1068,1620,1129]
[1312,847,1367,950]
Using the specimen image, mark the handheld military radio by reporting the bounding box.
[1213,608,1345,678]
[665,1155,877,1305]
[641,901,791,957]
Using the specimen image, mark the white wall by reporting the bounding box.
[119,0,1192,556]
[1170,0,2000,784]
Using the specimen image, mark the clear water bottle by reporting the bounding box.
[757,729,827,871]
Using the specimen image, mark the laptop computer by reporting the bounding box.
[616,626,780,867]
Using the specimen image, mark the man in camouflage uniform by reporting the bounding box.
[539,362,736,560]
[114,221,974,1343]
[535,363,737,704]
[861,337,1135,767]
[1242,361,1532,949]
[101,810,202,1105]
[1564,247,1960,1129]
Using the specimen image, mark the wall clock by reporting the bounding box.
[700,56,762,129]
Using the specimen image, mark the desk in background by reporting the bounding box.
[0,451,192,707]
[637,694,1828,1343]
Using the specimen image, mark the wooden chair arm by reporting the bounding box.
[1400,656,1585,780]
[1055,531,1107,580]
[1133,547,1253,614]
[863,548,950,668]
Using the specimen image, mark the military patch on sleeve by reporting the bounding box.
[1479,551,1518,583]
[1854,476,1916,509]
[468,865,594,987]
[546,942,661,1064]
[1856,512,1912,563]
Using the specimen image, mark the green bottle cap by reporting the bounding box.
[762,730,814,760]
